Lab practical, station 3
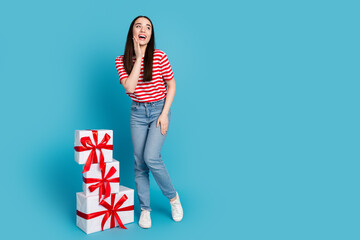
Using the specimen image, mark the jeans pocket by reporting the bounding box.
[154,101,165,110]
[156,105,164,112]
[131,104,138,111]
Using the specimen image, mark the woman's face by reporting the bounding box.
[133,17,152,46]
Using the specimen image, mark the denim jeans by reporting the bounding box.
[130,98,176,211]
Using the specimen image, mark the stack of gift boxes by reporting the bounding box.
[74,129,134,234]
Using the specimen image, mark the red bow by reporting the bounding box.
[74,130,113,173]
[83,166,119,203]
[77,194,134,230]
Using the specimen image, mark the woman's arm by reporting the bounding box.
[121,37,143,93]
[157,78,176,135]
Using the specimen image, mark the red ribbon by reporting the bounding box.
[74,130,113,173]
[77,194,134,230]
[83,166,119,203]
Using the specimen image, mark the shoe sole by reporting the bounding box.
[139,223,151,228]
[172,216,183,222]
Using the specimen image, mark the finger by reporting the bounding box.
[160,124,164,135]
[161,125,167,135]
[162,128,167,135]
[133,36,138,44]
[157,119,160,128]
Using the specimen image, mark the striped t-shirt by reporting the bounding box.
[115,49,174,102]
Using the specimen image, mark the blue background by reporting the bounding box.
[1,0,359,239]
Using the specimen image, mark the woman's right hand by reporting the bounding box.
[133,36,142,59]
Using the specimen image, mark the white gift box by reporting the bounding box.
[83,159,120,198]
[74,130,113,166]
[76,186,134,234]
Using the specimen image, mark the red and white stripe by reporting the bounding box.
[115,49,174,102]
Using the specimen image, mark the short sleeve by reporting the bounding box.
[160,52,174,81]
[115,56,129,83]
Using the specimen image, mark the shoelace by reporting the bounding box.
[141,211,150,221]
[171,201,182,214]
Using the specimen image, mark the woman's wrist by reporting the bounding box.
[161,109,169,115]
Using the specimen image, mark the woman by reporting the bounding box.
[115,15,183,229]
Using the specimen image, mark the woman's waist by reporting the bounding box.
[131,98,165,106]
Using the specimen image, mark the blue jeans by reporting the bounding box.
[130,98,176,211]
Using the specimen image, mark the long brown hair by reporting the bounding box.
[123,16,155,82]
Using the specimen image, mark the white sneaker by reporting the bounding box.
[139,210,151,228]
[170,192,183,222]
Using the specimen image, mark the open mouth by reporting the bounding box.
[138,34,146,40]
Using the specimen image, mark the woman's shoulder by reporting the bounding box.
[154,49,167,56]
[115,55,124,64]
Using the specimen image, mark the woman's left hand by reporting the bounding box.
[157,113,169,135]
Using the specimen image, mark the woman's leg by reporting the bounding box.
[143,111,177,200]
[131,104,152,211]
